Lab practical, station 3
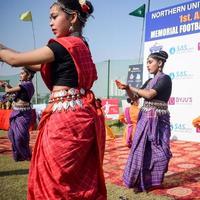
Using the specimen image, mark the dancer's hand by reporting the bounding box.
[115,80,128,90]
[5,86,9,93]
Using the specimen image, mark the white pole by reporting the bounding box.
[147,0,151,79]
[138,17,145,64]
[147,0,151,12]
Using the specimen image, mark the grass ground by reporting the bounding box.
[0,130,172,200]
[0,155,29,200]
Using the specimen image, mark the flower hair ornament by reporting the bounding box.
[79,0,90,13]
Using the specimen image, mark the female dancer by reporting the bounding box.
[116,50,172,192]
[0,67,35,161]
[0,0,106,199]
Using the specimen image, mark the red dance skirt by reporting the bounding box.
[28,94,106,200]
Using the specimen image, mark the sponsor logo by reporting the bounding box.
[149,43,163,53]
[169,44,194,55]
[196,127,200,133]
[101,98,119,120]
[171,123,192,133]
[168,71,193,80]
[168,97,192,105]
[198,42,200,51]
[169,47,176,55]
[168,97,175,105]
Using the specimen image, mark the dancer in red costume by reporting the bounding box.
[0,0,106,199]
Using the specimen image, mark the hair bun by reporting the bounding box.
[159,50,168,60]
[85,1,94,15]
[79,0,93,15]
[149,50,168,61]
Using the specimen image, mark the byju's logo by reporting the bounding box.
[176,97,192,105]
[198,42,200,51]
[168,97,192,105]
[169,44,194,55]
[168,97,175,105]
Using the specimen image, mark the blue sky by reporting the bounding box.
[0,0,191,75]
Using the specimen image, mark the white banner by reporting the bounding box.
[144,0,200,141]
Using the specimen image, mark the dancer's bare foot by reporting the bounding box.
[147,185,164,192]
[133,188,146,193]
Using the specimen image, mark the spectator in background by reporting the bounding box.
[123,98,139,148]
[192,116,200,129]
[95,98,115,140]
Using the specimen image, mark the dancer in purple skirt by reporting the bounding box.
[116,50,172,192]
[0,67,35,161]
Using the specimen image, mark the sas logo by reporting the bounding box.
[168,97,192,105]
[169,44,194,55]
[168,71,193,80]
[171,123,192,133]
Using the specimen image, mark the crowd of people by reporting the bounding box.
[0,0,173,199]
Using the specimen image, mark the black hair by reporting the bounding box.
[95,98,102,108]
[22,67,36,80]
[55,0,94,25]
[148,50,168,63]
[127,98,132,104]
[96,98,102,103]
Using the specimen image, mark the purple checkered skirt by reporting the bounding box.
[123,108,172,191]
[8,110,32,161]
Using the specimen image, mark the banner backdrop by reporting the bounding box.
[144,0,200,141]
[101,98,119,120]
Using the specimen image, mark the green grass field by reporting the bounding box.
[0,130,172,200]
